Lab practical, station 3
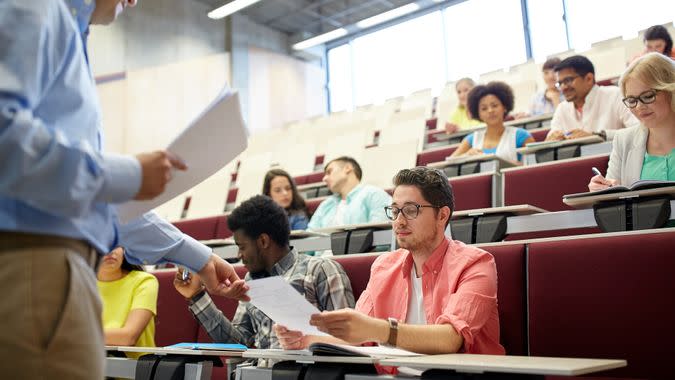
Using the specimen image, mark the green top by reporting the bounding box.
[641,148,675,228]
[640,148,675,181]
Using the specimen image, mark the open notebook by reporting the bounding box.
[564,180,675,200]
[286,343,422,358]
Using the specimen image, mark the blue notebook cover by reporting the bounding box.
[168,343,247,351]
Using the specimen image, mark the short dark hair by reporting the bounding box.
[554,55,595,78]
[325,156,362,181]
[227,195,290,247]
[644,25,673,56]
[542,57,562,71]
[393,167,454,227]
[262,168,309,216]
[467,81,515,122]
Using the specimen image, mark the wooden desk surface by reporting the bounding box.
[379,354,626,376]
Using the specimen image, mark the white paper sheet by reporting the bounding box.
[117,88,248,223]
[246,276,328,336]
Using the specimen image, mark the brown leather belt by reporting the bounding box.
[0,231,100,269]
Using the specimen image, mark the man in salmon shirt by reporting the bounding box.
[275,166,505,355]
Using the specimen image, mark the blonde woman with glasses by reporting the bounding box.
[589,52,675,191]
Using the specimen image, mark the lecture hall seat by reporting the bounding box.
[528,230,675,379]
[502,155,609,211]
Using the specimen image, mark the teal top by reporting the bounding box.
[308,184,392,230]
[641,148,675,227]
[640,149,675,181]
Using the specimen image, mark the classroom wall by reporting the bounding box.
[88,0,226,76]
[246,46,326,134]
[97,53,230,154]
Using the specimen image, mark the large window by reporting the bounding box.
[327,44,353,112]
[565,0,675,50]
[527,0,569,60]
[443,0,527,80]
[351,12,445,106]
[326,0,675,111]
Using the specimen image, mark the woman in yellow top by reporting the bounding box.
[445,77,483,134]
[97,247,158,359]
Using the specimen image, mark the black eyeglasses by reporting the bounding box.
[384,203,440,221]
[622,90,658,109]
[555,75,580,88]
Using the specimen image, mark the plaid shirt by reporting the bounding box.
[188,249,355,349]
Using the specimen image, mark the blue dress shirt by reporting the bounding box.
[0,0,210,271]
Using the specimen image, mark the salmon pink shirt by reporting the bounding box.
[355,238,505,354]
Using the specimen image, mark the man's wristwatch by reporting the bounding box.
[387,317,399,346]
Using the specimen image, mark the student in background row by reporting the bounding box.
[547,55,640,141]
[589,52,675,192]
[444,78,483,134]
[308,156,391,230]
[276,167,504,356]
[174,195,354,358]
[97,247,158,359]
[629,25,675,64]
[262,169,310,230]
[450,81,534,163]
[529,57,564,116]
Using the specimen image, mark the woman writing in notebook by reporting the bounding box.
[450,81,534,163]
[589,53,675,191]
[97,247,158,358]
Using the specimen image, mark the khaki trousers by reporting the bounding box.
[0,232,104,380]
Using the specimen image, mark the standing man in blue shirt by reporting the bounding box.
[0,1,247,379]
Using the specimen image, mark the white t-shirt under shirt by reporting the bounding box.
[406,266,426,325]
[330,199,348,227]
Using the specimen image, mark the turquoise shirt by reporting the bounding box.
[308,184,392,230]
[640,149,675,181]
[641,149,675,227]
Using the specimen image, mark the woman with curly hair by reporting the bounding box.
[450,81,534,162]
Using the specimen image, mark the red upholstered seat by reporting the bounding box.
[214,214,233,239]
[503,155,609,211]
[227,188,238,204]
[306,196,328,215]
[477,244,527,356]
[173,215,220,241]
[416,146,459,166]
[332,254,379,301]
[304,171,324,184]
[530,128,550,142]
[152,270,200,346]
[528,230,675,379]
[449,173,493,211]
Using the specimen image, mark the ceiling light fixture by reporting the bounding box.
[208,0,262,20]
[355,3,420,29]
[292,28,348,50]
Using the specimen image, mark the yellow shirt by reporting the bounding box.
[449,105,482,130]
[98,271,158,359]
